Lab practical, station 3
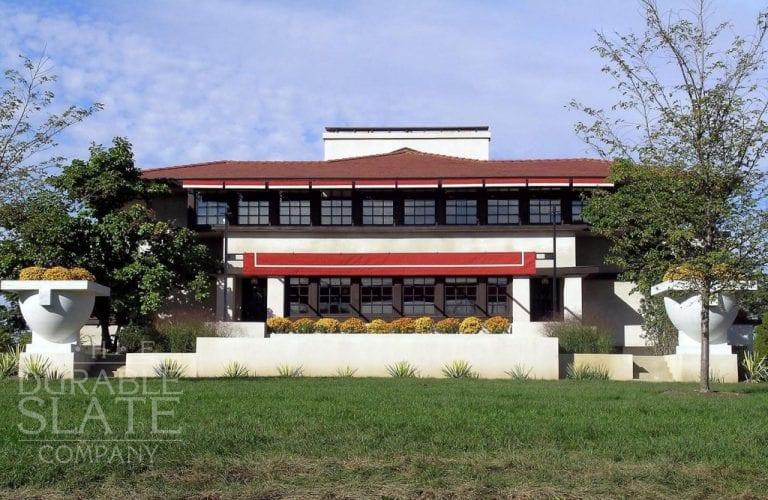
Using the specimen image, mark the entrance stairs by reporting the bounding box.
[633,355,673,381]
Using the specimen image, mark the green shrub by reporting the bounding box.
[566,363,610,380]
[753,313,768,358]
[505,364,533,380]
[0,346,21,379]
[546,321,613,353]
[156,320,216,353]
[335,366,357,377]
[277,364,304,377]
[22,355,52,379]
[442,359,479,378]
[292,318,316,334]
[0,329,12,351]
[16,332,31,347]
[435,318,460,334]
[154,358,186,378]
[223,361,250,378]
[741,351,767,383]
[386,360,419,378]
[118,324,159,353]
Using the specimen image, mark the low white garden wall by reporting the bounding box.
[122,334,559,379]
[559,353,635,380]
[123,353,198,378]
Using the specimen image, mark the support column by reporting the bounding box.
[563,276,583,321]
[512,277,531,323]
[267,278,286,318]
[216,274,236,321]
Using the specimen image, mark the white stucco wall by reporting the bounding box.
[227,233,577,269]
[323,129,491,160]
[582,279,645,346]
[193,335,559,379]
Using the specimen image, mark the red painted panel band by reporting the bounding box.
[242,252,536,277]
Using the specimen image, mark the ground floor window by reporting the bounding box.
[276,276,515,319]
[445,277,477,315]
[487,277,508,315]
[530,277,563,321]
[289,278,310,315]
[403,278,436,315]
[319,278,352,314]
[361,278,393,315]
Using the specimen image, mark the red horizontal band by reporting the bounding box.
[243,252,536,277]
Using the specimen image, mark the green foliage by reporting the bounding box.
[546,321,613,354]
[156,320,216,353]
[118,324,160,353]
[754,313,768,358]
[441,359,479,379]
[741,351,768,383]
[223,362,250,378]
[153,358,186,378]
[386,360,419,378]
[505,364,533,380]
[335,366,357,378]
[22,355,52,379]
[566,363,610,380]
[0,346,21,379]
[276,364,304,378]
[0,329,11,351]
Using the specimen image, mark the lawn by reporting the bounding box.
[0,378,767,498]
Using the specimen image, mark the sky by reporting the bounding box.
[0,0,764,169]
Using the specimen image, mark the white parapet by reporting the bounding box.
[188,334,560,379]
[563,277,583,321]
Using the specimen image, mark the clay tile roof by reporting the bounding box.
[141,148,611,180]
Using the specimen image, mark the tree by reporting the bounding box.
[0,54,101,204]
[572,1,768,392]
[0,138,218,350]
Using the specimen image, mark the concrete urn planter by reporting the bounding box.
[650,280,750,346]
[0,280,110,349]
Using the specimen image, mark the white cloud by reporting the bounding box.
[0,0,764,168]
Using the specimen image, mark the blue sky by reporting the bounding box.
[0,0,763,168]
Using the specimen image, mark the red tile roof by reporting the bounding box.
[142,148,611,181]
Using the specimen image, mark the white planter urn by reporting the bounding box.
[650,280,752,354]
[0,280,110,353]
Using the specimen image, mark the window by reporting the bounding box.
[446,199,477,225]
[196,193,227,225]
[404,199,435,225]
[321,199,352,225]
[445,277,477,315]
[361,278,393,315]
[403,278,435,315]
[529,199,562,224]
[571,199,584,223]
[319,278,351,314]
[237,197,269,225]
[362,199,394,225]
[487,199,519,224]
[289,278,310,315]
[487,277,508,315]
[280,199,311,225]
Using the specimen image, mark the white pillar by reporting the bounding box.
[512,277,531,323]
[216,275,236,321]
[267,278,285,318]
[563,276,583,321]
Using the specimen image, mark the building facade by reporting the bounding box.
[142,126,646,347]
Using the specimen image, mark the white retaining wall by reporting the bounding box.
[122,334,559,379]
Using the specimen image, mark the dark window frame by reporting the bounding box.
[319,277,352,315]
[403,277,436,315]
[445,199,478,225]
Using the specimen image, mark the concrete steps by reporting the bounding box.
[633,355,672,381]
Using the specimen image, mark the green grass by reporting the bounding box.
[1,378,767,498]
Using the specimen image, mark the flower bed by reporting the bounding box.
[266,315,511,335]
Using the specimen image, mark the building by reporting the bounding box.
[142,126,646,348]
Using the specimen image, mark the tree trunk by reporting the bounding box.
[699,285,711,393]
[94,296,113,352]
